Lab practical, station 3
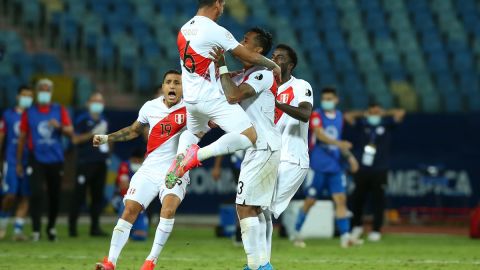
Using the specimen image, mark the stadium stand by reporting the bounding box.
[1,0,479,112]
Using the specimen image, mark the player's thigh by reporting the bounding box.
[328,172,347,195]
[185,102,210,135]
[304,169,326,199]
[209,98,252,134]
[236,149,280,206]
[271,162,308,217]
[124,171,160,209]
[159,174,188,205]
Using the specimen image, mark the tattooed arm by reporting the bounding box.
[93,121,147,147]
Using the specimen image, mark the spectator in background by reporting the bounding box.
[113,148,148,241]
[0,86,34,241]
[344,103,405,242]
[17,78,74,242]
[69,92,109,237]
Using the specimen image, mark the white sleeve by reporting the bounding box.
[213,26,240,51]
[136,102,149,124]
[296,80,314,106]
[243,70,274,94]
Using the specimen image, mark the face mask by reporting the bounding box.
[37,92,52,104]
[19,96,33,108]
[321,100,335,111]
[130,163,142,172]
[367,115,382,126]
[89,102,104,114]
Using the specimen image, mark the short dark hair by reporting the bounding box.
[248,27,273,56]
[162,69,181,83]
[368,101,380,108]
[275,44,298,70]
[17,85,32,94]
[321,87,337,96]
[198,0,222,8]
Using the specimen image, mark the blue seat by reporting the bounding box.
[59,14,79,48]
[427,52,449,73]
[33,53,63,74]
[443,93,464,113]
[453,51,474,72]
[458,71,479,94]
[434,72,456,94]
[12,52,34,83]
[134,64,153,93]
[332,49,355,72]
[95,37,115,69]
[0,75,21,107]
[20,0,41,25]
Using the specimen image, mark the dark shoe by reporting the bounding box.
[47,228,57,242]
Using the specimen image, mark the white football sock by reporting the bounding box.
[177,130,200,155]
[263,210,273,262]
[108,219,133,265]
[197,133,252,161]
[240,217,261,269]
[257,213,268,266]
[146,218,175,263]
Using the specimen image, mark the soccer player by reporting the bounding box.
[293,87,360,248]
[264,44,313,257]
[17,79,74,242]
[210,27,281,270]
[94,70,196,270]
[0,86,33,240]
[165,0,281,187]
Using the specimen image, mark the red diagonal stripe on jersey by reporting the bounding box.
[146,107,187,156]
[274,87,294,124]
[177,31,212,79]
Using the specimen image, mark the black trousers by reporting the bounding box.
[29,159,64,233]
[351,170,388,232]
[69,161,107,233]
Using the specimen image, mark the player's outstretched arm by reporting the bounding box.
[275,100,312,122]
[231,45,282,81]
[210,47,256,104]
[93,121,147,147]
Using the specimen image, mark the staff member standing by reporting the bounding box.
[344,103,405,242]
[69,92,109,237]
[17,79,74,241]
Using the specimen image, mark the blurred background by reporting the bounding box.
[0,0,479,239]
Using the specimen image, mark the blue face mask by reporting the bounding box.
[37,92,51,104]
[19,96,33,108]
[367,115,382,126]
[89,102,104,114]
[321,100,336,111]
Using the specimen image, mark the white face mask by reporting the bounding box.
[37,92,52,104]
[130,163,142,172]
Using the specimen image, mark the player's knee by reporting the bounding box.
[160,207,176,219]
[2,195,15,208]
[122,203,141,222]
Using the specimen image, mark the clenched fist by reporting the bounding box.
[93,135,108,147]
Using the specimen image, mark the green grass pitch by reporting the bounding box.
[0,224,479,270]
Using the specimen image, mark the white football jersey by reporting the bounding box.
[136,97,187,169]
[178,16,240,103]
[274,76,314,168]
[232,66,282,151]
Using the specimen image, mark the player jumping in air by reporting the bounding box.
[94,70,197,270]
[0,86,33,241]
[165,0,281,188]
[262,44,314,258]
[293,87,361,248]
[209,27,281,270]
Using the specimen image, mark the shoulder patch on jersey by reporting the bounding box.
[305,89,312,97]
[255,74,263,80]
[190,20,195,24]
